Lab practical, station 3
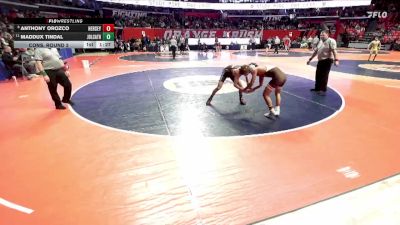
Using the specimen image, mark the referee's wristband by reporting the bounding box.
[39,71,47,76]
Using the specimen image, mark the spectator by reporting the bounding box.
[179,35,186,54]
[125,41,131,52]
[300,36,308,48]
[198,38,201,50]
[249,35,256,50]
[307,36,313,49]
[20,48,38,76]
[283,35,291,52]
[265,38,272,52]
[273,36,280,54]
[170,36,178,59]
[2,46,35,80]
[312,35,319,50]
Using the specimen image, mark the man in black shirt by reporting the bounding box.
[1,46,32,79]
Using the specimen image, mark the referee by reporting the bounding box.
[35,48,73,110]
[307,30,339,96]
[170,36,178,60]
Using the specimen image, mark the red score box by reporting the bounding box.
[102,24,114,32]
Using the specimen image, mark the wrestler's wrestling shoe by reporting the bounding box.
[239,98,246,105]
[273,107,280,117]
[264,111,276,119]
[206,98,212,106]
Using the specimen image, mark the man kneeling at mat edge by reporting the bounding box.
[206,63,258,106]
[242,64,287,119]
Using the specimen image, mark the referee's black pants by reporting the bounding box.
[274,44,279,54]
[315,58,333,92]
[170,46,177,59]
[45,68,72,107]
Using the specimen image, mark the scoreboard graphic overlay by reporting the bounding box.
[14,18,115,49]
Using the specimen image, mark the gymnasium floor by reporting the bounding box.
[0,48,399,225]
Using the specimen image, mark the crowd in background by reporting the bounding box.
[1,0,399,48]
[1,0,400,77]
